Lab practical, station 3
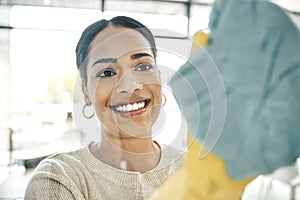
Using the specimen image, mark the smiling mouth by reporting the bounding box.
[110,99,151,113]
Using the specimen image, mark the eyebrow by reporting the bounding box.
[91,58,117,67]
[130,52,153,60]
[91,52,153,68]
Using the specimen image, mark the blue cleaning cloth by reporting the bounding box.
[170,0,300,179]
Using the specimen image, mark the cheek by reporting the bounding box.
[144,73,162,103]
[151,84,162,105]
[93,82,113,118]
[147,84,162,127]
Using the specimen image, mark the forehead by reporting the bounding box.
[89,25,153,59]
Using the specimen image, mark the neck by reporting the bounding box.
[90,130,161,173]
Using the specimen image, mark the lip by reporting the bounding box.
[112,96,149,107]
[109,97,151,118]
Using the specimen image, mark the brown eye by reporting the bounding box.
[135,64,153,71]
[96,68,116,78]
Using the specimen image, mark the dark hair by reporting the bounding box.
[76,16,157,86]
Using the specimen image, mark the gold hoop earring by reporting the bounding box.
[82,104,95,119]
[161,93,167,106]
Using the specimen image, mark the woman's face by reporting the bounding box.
[83,25,162,138]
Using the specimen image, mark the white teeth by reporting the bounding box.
[127,104,133,112]
[132,103,138,110]
[138,102,142,109]
[114,100,147,112]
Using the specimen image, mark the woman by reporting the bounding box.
[25,16,184,199]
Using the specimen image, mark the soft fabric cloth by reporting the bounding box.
[170,0,300,179]
[148,31,253,199]
[24,144,184,200]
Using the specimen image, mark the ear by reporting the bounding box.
[82,84,91,105]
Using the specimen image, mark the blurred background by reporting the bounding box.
[0,0,299,199]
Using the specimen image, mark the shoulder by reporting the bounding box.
[157,144,186,171]
[25,147,90,199]
[28,147,90,185]
[38,147,88,171]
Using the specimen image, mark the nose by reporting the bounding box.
[115,71,143,94]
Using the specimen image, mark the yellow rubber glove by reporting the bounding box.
[150,134,254,200]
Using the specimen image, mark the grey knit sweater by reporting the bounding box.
[24,144,184,200]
